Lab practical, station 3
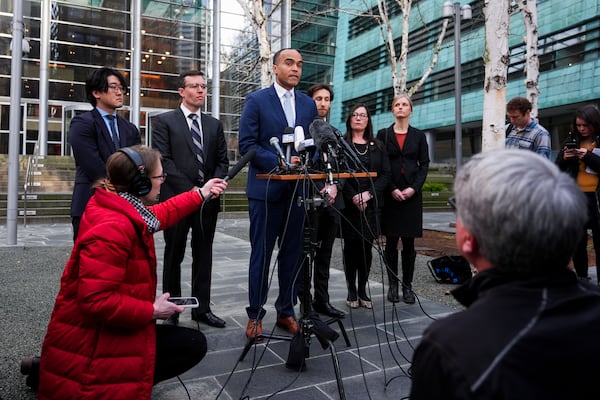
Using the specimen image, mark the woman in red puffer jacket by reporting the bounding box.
[26,145,227,399]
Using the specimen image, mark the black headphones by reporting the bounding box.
[118,147,152,196]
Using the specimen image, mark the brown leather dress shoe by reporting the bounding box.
[246,318,263,341]
[276,316,298,335]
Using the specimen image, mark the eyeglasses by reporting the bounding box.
[107,84,125,93]
[351,112,368,120]
[184,83,207,90]
[151,173,167,182]
[447,196,456,213]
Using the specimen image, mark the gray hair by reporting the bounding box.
[454,149,586,274]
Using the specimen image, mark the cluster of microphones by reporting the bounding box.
[269,119,363,177]
[212,120,364,202]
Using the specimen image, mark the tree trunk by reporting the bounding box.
[482,0,510,152]
[237,0,286,88]
[375,0,446,97]
[517,0,540,120]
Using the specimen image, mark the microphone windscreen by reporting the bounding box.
[225,149,256,182]
[309,119,337,149]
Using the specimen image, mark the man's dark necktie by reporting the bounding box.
[188,113,205,182]
[106,114,120,150]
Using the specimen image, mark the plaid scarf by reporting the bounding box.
[118,192,160,233]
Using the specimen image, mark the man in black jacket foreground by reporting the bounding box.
[410,149,600,400]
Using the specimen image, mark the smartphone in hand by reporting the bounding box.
[168,297,199,308]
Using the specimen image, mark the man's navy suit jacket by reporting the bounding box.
[239,85,318,201]
[69,108,141,218]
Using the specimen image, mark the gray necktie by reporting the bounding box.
[283,91,294,127]
[188,113,205,182]
[106,114,119,150]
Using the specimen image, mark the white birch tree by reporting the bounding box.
[236,0,284,88]
[516,0,540,119]
[375,0,449,96]
[481,0,511,152]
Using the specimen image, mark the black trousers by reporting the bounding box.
[162,201,219,314]
[298,206,339,304]
[343,236,373,301]
[154,324,207,384]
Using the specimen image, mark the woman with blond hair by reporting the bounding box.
[377,95,429,304]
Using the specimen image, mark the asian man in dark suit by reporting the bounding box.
[152,71,229,328]
[238,48,318,340]
[69,67,141,240]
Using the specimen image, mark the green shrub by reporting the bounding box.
[422,182,447,192]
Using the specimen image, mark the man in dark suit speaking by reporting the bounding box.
[69,67,141,240]
[239,48,318,340]
[152,71,229,327]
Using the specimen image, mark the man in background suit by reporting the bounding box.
[298,83,345,319]
[69,67,141,240]
[239,48,318,340]
[152,71,229,328]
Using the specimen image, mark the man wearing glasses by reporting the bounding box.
[69,67,141,240]
[152,70,229,328]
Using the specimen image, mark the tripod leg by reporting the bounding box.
[336,320,351,347]
[238,333,292,361]
[239,336,258,361]
[326,317,351,347]
[327,341,346,400]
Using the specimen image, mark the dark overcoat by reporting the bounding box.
[377,124,429,237]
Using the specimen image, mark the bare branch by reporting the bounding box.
[408,18,449,96]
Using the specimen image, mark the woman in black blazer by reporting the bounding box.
[341,104,390,309]
[377,95,429,304]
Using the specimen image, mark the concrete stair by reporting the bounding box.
[0,154,452,225]
[0,155,252,224]
[0,155,75,224]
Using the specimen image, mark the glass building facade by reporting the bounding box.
[331,0,600,162]
[1,0,209,155]
[0,0,338,161]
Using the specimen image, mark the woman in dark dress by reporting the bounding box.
[341,104,390,309]
[377,95,429,304]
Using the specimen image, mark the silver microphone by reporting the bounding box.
[269,136,287,166]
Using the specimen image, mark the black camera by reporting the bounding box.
[564,132,579,149]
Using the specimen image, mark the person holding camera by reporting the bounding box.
[556,104,600,283]
[23,145,227,399]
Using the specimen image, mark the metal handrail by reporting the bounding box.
[22,142,40,226]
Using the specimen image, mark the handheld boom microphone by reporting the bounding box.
[225,149,256,182]
[203,149,256,202]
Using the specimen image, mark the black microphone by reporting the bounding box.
[309,119,338,152]
[225,149,256,182]
[203,149,256,202]
[269,136,288,167]
[332,126,365,170]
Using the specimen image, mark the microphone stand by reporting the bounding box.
[238,166,349,400]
